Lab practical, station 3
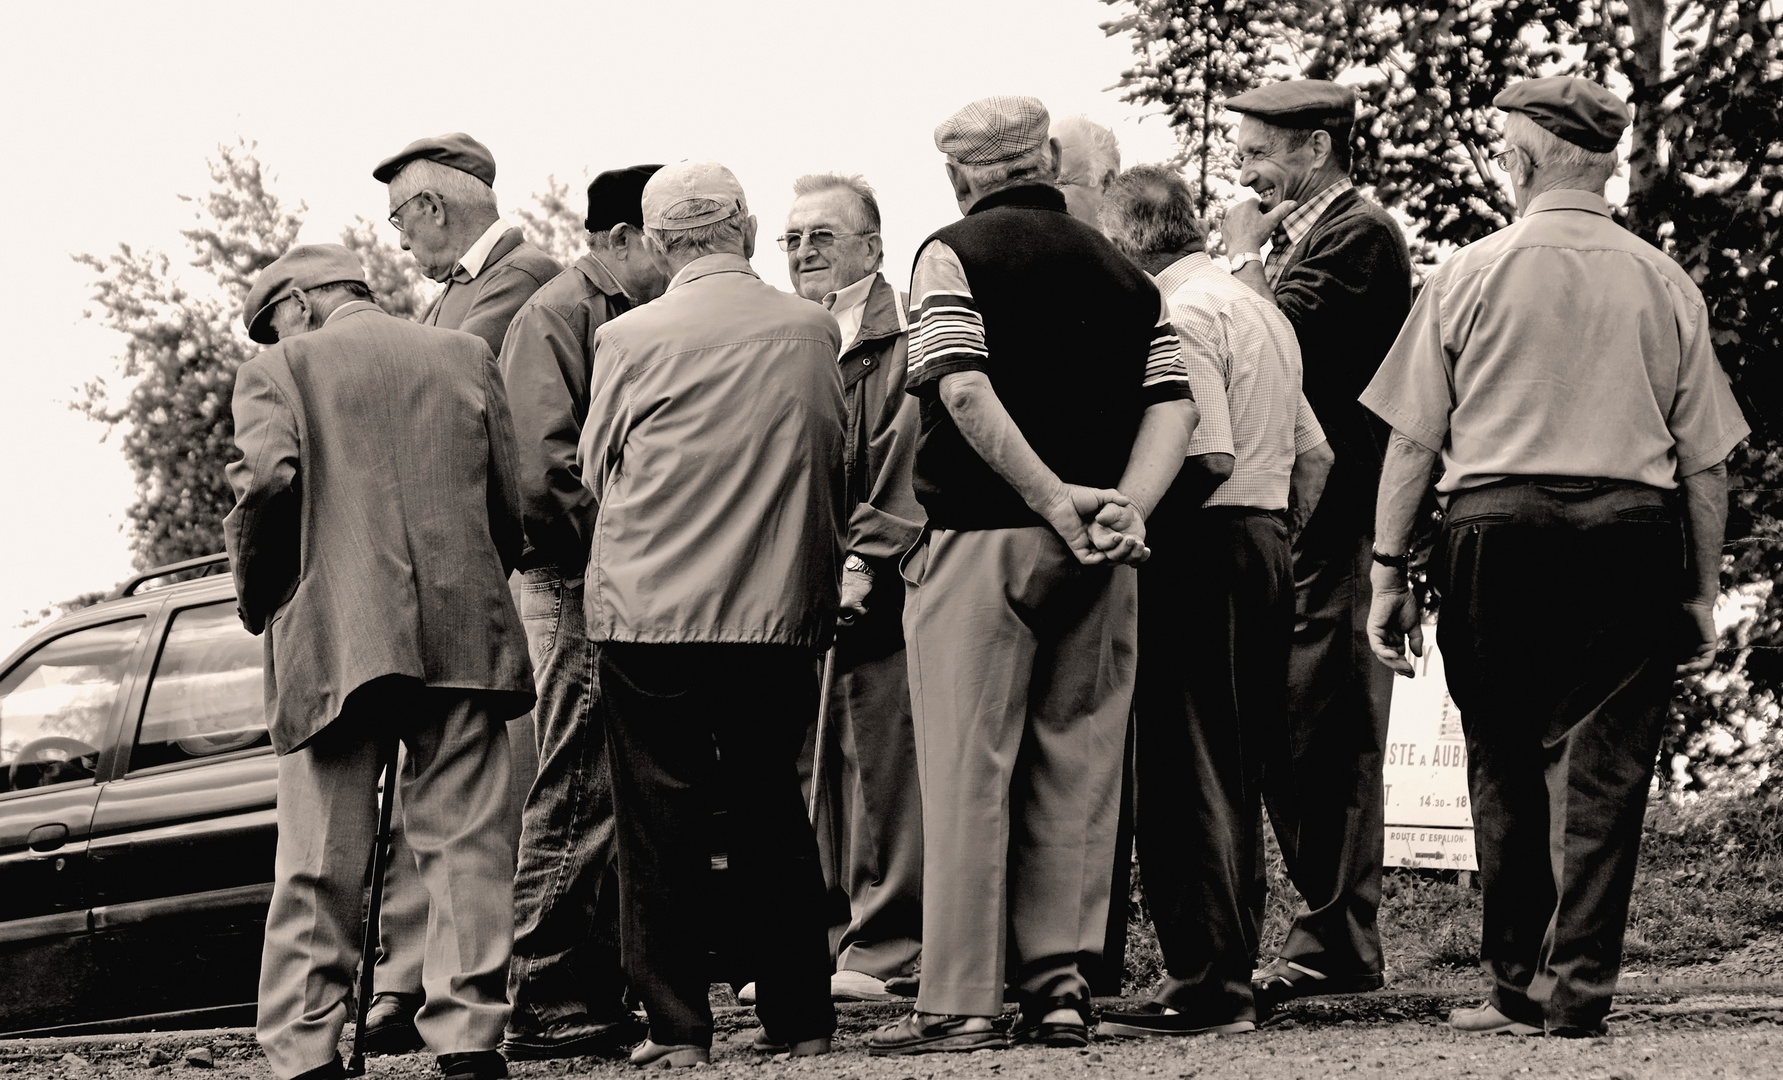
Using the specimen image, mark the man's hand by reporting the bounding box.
[1678,600,1719,675]
[838,564,874,626]
[1040,485,1129,566]
[1088,499,1150,566]
[1366,566,1424,677]
[1222,197,1300,256]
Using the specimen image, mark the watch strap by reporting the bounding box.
[1371,547,1412,570]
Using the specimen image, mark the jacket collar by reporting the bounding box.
[966,183,1068,216]
[666,252,758,293]
[575,253,629,298]
[1525,188,1613,218]
[848,273,907,352]
[323,299,383,325]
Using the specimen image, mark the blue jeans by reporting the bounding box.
[507,567,626,1032]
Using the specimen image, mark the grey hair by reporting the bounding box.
[1052,115,1121,184]
[1099,165,1206,260]
[953,141,1060,195]
[388,158,499,216]
[791,172,882,233]
[645,197,749,256]
[1503,111,1619,173]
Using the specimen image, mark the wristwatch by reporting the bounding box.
[1371,548,1412,570]
[844,553,874,578]
[1228,251,1264,272]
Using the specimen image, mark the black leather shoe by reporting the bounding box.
[362,991,426,1054]
[1251,958,1384,1013]
[501,1013,645,1059]
[438,1049,507,1079]
[291,1059,346,1080]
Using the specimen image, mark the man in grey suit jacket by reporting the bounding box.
[227,244,535,1080]
[368,133,562,1049]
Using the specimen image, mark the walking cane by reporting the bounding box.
[808,647,836,824]
[347,736,400,1078]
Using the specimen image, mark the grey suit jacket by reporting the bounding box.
[423,227,562,360]
[224,300,536,753]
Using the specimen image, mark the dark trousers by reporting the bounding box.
[600,642,836,1048]
[1438,480,1679,1030]
[508,568,625,1031]
[1137,500,1292,1023]
[1266,525,1395,974]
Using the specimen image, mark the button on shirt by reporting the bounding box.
[1361,189,1748,495]
[1264,178,1353,288]
[822,271,877,354]
[1157,252,1326,510]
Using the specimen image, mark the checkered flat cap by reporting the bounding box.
[935,96,1051,165]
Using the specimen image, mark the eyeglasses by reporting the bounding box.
[1493,148,1521,172]
[776,229,868,252]
[387,191,433,232]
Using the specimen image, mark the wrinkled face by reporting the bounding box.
[1235,116,1322,213]
[389,189,458,283]
[783,189,881,302]
[1055,138,1110,227]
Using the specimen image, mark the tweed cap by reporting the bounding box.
[586,165,664,232]
[641,162,746,231]
[1226,80,1358,129]
[935,96,1052,165]
[1495,76,1629,153]
[372,132,497,187]
[242,244,367,345]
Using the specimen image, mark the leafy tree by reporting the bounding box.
[513,175,589,268]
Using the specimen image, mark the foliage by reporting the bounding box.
[513,175,588,269]
[1103,0,1783,789]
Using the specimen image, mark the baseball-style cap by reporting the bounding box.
[1225,80,1358,129]
[641,162,746,231]
[934,96,1052,165]
[586,165,664,232]
[242,244,368,345]
[372,132,497,187]
[1494,76,1629,153]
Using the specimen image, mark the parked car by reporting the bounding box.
[0,554,274,1036]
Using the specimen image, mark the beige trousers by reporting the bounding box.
[256,685,518,1079]
[902,527,1137,1017]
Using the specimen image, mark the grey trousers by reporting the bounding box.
[256,684,518,1079]
[903,526,1138,1017]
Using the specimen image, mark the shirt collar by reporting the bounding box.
[665,252,758,293]
[323,299,380,326]
[454,219,513,281]
[1152,251,1218,298]
[1278,177,1353,248]
[1524,188,1613,218]
[822,271,876,315]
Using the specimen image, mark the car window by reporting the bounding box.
[132,602,268,771]
[0,618,145,793]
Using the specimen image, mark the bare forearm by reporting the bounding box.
[941,372,1066,516]
[1680,462,1729,605]
[1289,441,1334,533]
[1374,432,1440,554]
[1115,400,1196,520]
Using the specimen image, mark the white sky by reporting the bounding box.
[0,0,1183,657]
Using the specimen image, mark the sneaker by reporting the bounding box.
[867,1011,1008,1056]
[501,1013,645,1060]
[1012,998,1091,1048]
[832,969,899,1001]
[628,1040,710,1068]
[1097,1002,1255,1038]
[1449,1003,1542,1036]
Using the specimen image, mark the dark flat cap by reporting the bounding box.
[935,96,1051,165]
[1226,80,1357,129]
[243,244,368,345]
[586,165,664,232]
[373,132,497,187]
[1494,76,1629,153]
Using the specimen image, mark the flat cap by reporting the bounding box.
[242,244,368,345]
[641,162,746,231]
[586,165,664,232]
[373,132,497,187]
[1494,76,1629,153]
[1226,80,1357,129]
[935,96,1051,165]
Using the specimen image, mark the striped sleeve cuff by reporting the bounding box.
[1140,322,1195,406]
[906,241,989,391]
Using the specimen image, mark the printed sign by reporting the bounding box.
[1382,628,1478,871]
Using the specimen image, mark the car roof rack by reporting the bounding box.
[112,553,231,599]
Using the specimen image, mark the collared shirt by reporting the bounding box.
[1265,177,1353,287]
[454,218,514,281]
[823,271,877,354]
[1157,252,1326,510]
[1361,188,1749,496]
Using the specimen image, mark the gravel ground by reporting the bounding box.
[10,990,1783,1080]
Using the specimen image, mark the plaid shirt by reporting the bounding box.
[1265,178,1354,288]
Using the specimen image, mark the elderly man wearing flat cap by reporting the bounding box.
[1363,76,1747,1038]
[575,161,845,1068]
[494,165,666,1061]
[364,131,562,1052]
[1214,79,1414,1012]
[227,245,533,1080]
[868,96,1197,1056]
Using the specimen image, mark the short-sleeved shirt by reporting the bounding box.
[1157,252,1325,510]
[1361,189,1748,494]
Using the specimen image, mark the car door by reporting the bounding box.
[0,613,153,1033]
[86,592,276,1027]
